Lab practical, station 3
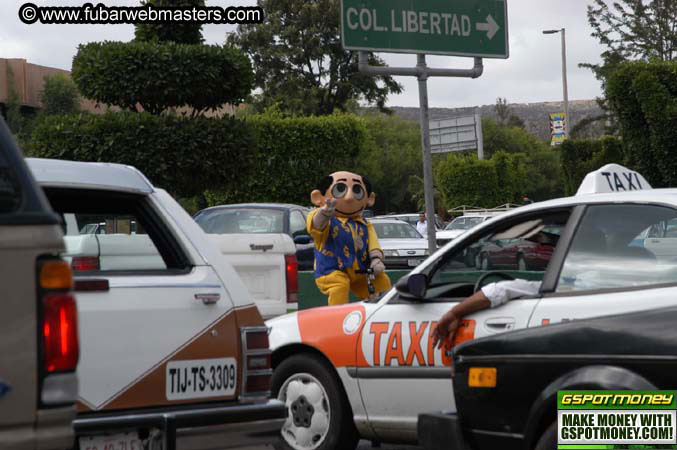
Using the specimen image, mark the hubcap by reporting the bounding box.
[278,372,331,450]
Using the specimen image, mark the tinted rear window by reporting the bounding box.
[196,208,285,234]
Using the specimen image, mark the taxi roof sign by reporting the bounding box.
[576,164,651,195]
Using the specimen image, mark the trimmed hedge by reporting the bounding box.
[606,60,677,187]
[205,114,366,206]
[436,155,504,208]
[29,112,255,198]
[72,41,253,114]
[134,0,206,45]
[29,112,367,205]
[560,137,625,195]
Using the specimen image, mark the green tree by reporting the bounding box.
[39,74,80,116]
[494,97,525,129]
[482,117,548,158]
[355,113,421,214]
[581,0,677,130]
[605,60,676,187]
[228,0,403,115]
[135,0,205,44]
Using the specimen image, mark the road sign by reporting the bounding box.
[429,113,484,156]
[341,0,508,58]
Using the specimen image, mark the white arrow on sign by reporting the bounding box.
[476,15,499,40]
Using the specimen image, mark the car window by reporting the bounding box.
[44,188,188,274]
[422,210,571,299]
[290,210,307,237]
[195,208,285,234]
[61,212,165,271]
[446,217,483,230]
[556,204,677,293]
[0,167,20,214]
[372,222,422,239]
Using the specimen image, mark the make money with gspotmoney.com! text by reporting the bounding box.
[18,2,264,25]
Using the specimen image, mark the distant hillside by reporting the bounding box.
[383,99,606,142]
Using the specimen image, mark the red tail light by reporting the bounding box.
[43,293,79,373]
[240,327,272,400]
[285,254,298,303]
[71,256,100,272]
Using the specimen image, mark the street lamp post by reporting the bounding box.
[543,28,569,139]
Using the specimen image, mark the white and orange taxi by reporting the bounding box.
[268,164,677,449]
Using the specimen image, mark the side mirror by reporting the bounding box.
[395,273,428,299]
[294,235,312,245]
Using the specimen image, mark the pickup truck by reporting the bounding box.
[63,213,298,318]
[27,157,286,450]
[0,119,79,450]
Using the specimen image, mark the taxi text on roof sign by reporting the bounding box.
[340,0,508,58]
[576,164,652,195]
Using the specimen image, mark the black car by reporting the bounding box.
[418,307,677,450]
[193,203,315,270]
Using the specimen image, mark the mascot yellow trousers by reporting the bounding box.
[316,267,392,306]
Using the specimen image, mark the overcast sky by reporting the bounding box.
[1,0,606,108]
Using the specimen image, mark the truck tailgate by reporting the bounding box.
[207,233,295,319]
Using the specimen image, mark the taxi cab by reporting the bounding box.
[27,158,286,449]
[266,164,677,449]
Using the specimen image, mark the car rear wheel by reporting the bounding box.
[534,421,557,450]
[273,353,359,450]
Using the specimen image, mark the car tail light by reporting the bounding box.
[71,256,100,272]
[43,294,79,373]
[240,326,272,401]
[285,254,298,303]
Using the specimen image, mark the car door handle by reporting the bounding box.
[484,317,516,332]
[195,293,220,305]
[651,239,661,243]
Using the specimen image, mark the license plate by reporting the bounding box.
[408,258,421,267]
[79,432,142,450]
[166,357,237,400]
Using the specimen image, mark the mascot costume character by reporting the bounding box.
[307,171,391,306]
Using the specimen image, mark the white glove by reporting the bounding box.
[370,257,385,275]
[322,198,337,217]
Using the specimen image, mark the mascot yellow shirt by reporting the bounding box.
[307,209,382,278]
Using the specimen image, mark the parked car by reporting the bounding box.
[370,218,429,269]
[375,213,444,230]
[436,214,500,247]
[266,164,677,449]
[0,119,79,450]
[194,203,314,270]
[419,305,677,450]
[27,158,286,450]
[473,227,559,271]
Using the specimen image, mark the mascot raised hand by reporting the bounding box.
[307,171,391,306]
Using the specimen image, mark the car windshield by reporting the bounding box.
[446,217,484,230]
[372,222,422,239]
[195,208,285,234]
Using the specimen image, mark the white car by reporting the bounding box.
[27,158,285,449]
[369,218,429,269]
[436,214,501,247]
[266,164,677,449]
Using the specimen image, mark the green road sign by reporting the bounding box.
[341,0,508,58]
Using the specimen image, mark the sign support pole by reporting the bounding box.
[358,52,484,254]
[416,55,437,252]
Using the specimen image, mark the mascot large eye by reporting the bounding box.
[352,184,365,200]
[331,182,348,198]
